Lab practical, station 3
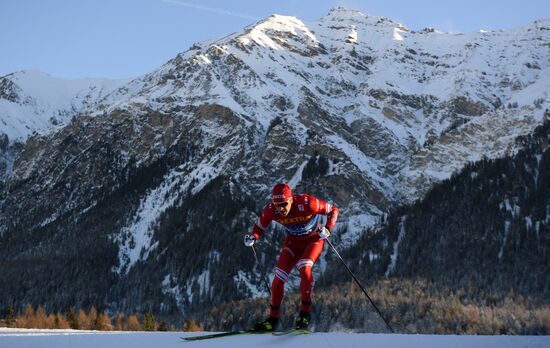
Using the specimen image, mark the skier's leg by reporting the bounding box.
[297,239,325,313]
[252,239,299,332]
[270,240,298,318]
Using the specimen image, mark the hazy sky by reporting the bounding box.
[1,0,548,79]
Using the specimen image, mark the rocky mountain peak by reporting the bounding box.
[0,70,127,142]
[325,7,369,22]
[322,7,404,31]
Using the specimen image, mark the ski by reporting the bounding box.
[182,330,268,341]
[182,331,242,341]
[272,328,313,336]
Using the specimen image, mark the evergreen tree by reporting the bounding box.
[127,315,141,331]
[101,313,113,331]
[183,318,203,331]
[55,313,71,329]
[142,312,156,331]
[6,305,15,327]
[94,312,104,330]
[114,313,126,331]
[22,304,35,328]
[76,309,89,330]
[88,307,98,330]
[66,307,78,329]
[35,307,47,329]
[158,321,168,331]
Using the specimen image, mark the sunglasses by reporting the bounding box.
[276,202,289,208]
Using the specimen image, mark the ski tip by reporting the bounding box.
[181,331,242,341]
[272,328,313,336]
[181,329,276,341]
[181,328,313,340]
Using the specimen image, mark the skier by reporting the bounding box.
[244,183,339,332]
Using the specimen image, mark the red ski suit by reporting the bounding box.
[251,194,339,317]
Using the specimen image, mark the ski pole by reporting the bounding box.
[325,237,395,333]
[251,244,272,297]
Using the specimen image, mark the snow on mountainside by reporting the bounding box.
[0,70,126,142]
[1,8,549,315]
[0,70,127,179]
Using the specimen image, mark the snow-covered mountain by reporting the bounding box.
[0,8,549,316]
[0,70,127,142]
[94,8,549,240]
[0,70,126,178]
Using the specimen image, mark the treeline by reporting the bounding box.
[321,116,550,301]
[0,304,203,332]
[195,278,550,335]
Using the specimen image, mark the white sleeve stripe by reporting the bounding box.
[325,203,332,214]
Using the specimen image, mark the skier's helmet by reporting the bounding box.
[271,183,292,203]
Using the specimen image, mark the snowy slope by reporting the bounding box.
[0,328,549,348]
[0,70,127,143]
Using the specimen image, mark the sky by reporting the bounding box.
[1,0,548,79]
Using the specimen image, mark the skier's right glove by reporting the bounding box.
[318,226,331,240]
[244,234,256,247]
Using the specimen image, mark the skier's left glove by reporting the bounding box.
[244,234,256,247]
[318,226,331,239]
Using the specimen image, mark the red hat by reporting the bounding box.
[272,183,292,203]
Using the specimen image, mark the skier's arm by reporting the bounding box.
[311,196,339,232]
[245,206,273,247]
[251,204,274,239]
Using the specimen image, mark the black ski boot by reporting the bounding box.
[252,316,279,332]
[295,312,311,330]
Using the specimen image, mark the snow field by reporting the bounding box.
[1,328,549,348]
